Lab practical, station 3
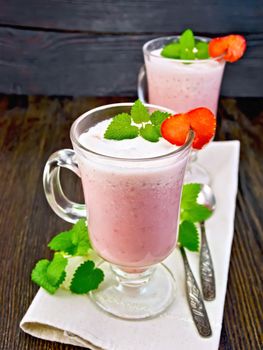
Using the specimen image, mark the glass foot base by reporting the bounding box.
[90,262,175,320]
[184,162,211,185]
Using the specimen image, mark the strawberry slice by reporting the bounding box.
[161,108,216,150]
[209,34,246,63]
[161,114,190,146]
[188,107,216,149]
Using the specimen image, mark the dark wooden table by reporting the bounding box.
[0,96,262,350]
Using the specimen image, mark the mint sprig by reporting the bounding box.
[104,99,171,142]
[161,28,210,60]
[32,219,104,295]
[48,219,91,256]
[178,183,212,252]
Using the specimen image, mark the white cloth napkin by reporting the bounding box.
[20,141,240,350]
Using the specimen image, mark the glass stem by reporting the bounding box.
[111,265,155,288]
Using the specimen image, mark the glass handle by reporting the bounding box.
[137,65,148,103]
[43,149,87,223]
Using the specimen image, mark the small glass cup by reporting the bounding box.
[139,36,226,184]
[43,103,194,320]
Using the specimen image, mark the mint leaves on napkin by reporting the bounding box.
[31,219,104,295]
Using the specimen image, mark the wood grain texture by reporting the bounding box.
[0,27,262,97]
[0,0,262,33]
[0,96,262,350]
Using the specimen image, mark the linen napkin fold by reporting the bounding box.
[20,141,240,350]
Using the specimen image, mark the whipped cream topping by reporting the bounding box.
[78,119,177,159]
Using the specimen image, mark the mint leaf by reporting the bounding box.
[48,230,75,255]
[150,111,170,135]
[48,219,91,256]
[179,29,195,50]
[140,124,160,142]
[71,219,92,256]
[161,42,181,59]
[150,111,170,126]
[32,260,57,294]
[131,99,150,124]
[181,203,212,223]
[70,260,104,294]
[108,113,131,125]
[31,254,67,294]
[195,41,209,59]
[178,221,199,251]
[46,253,67,285]
[179,29,195,60]
[181,183,201,209]
[104,124,139,140]
[104,113,139,140]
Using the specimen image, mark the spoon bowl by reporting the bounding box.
[197,184,216,212]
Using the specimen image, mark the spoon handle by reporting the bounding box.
[180,247,212,337]
[200,221,216,301]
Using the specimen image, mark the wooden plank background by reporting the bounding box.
[0,0,262,97]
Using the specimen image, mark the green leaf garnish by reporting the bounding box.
[150,111,170,135]
[181,184,212,223]
[161,29,211,61]
[180,29,196,60]
[32,219,104,295]
[48,219,91,256]
[179,29,195,51]
[131,99,150,124]
[140,124,160,142]
[161,42,181,59]
[31,253,67,294]
[195,41,209,59]
[181,183,202,209]
[150,111,170,127]
[104,113,139,140]
[178,221,199,252]
[179,183,213,252]
[181,203,212,223]
[103,100,171,141]
[70,260,104,294]
[108,113,131,125]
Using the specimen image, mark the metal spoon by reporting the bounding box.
[197,184,216,301]
[180,247,212,337]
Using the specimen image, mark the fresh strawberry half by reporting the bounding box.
[188,108,216,149]
[161,114,190,146]
[161,108,216,150]
[209,34,246,63]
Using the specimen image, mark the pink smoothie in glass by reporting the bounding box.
[144,48,225,115]
[76,119,189,268]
